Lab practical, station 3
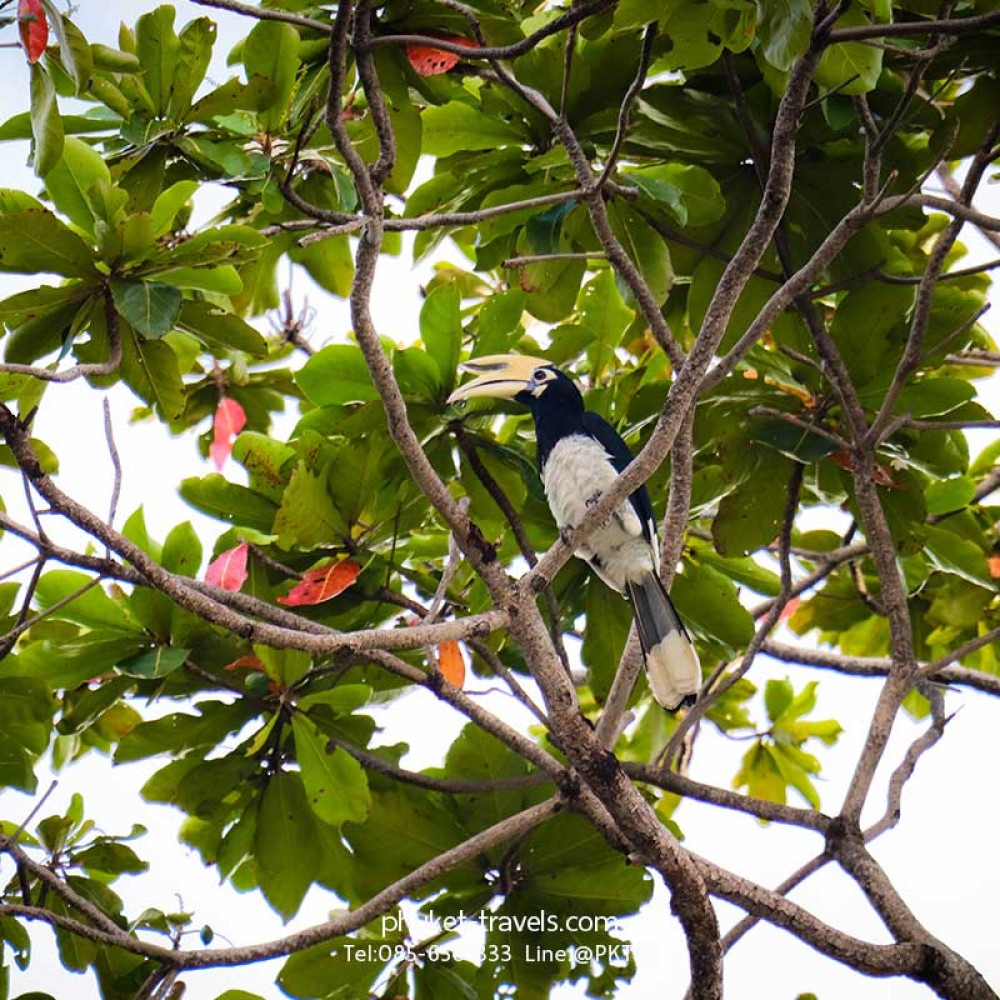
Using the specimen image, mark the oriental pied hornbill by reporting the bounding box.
[448,354,701,711]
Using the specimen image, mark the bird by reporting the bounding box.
[448,354,701,710]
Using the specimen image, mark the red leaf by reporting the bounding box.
[277,559,361,607]
[406,34,479,76]
[18,0,48,64]
[206,542,249,592]
[210,396,247,470]
[437,640,466,687]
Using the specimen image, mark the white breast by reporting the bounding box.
[541,434,656,592]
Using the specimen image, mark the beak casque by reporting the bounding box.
[446,353,550,404]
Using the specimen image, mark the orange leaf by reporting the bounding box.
[224,654,266,672]
[406,34,479,76]
[277,559,361,607]
[779,597,801,621]
[989,554,1000,579]
[437,640,466,687]
[18,0,48,64]
[206,542,249,591]
[210,396,247,470]
[828,449,895,486]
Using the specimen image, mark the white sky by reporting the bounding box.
[0,3,998,999]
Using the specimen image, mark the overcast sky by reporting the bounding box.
[1,4,998,999]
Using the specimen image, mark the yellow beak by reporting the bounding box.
[447,354,549,404]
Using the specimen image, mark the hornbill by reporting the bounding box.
[448,354,701,710]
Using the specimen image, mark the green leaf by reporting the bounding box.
[580,270,634,377]
[176,300,267,357]
[344,787,466,899]
[756,0,813,71]
[670,564,755,652]
[121,700,253,763]
[624,163,725,228]
[829,284,912,388]
[71,842,148,876]
[243,20,299,132]
[119,328,185,420]
[0,282,90,332]
[475,288,526,355]
[231,432,294,503]
[607,201,672,306]
[298,685,372,716]
[157,265,243,295]
[42,136,111,235]
[615,0,667,29]
[581,579,633,703]
[255,770,323,919]
[420,284,462,391]
[136,5,180,117]
[297,344,379,406]
[526,202,575,256]
[90,43,142,73]
[657,0,753,72]
[0,191,95,277]
[180,475,279,532]
[278,939,388,999]
[925,476,976,516]
[734,742,787,803]
[712,453,793,558]
[118,645,190,679]
[29,63,64,177]
[150,224,267,268]
[273,461,347,548]
[292,716,371,827]
[442,724,532,834]
[150,180,198,237]
[0,112,112,142]
[289,235,354,298]
[764,678,794,722]
[48,14,93,95]
[815,7,883,95]
[169,18,216,119]
[750,419,839,464]
[924,525,994,590]
[34,569,136,631]
[893,378,975,419]
[111,280,182,338]
[0,676,53,760]
[422,101,526,156]
[393,347,442,401]
[0,737,39,793]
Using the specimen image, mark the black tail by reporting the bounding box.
[626,572,701,711]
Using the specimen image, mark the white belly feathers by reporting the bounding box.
[541,434,655,593]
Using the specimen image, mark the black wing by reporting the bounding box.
[582,411,657,543]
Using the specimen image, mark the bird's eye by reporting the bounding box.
[533,368,549,381]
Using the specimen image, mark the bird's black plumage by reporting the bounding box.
[515,367,656,544]
[449,355,701,709]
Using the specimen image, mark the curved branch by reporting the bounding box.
[0,289,122,384]
[826,10,1000,42]
[364,0,616,61]
[3,800,561,967]
[622,763,830,831]
[191,0,331,33]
